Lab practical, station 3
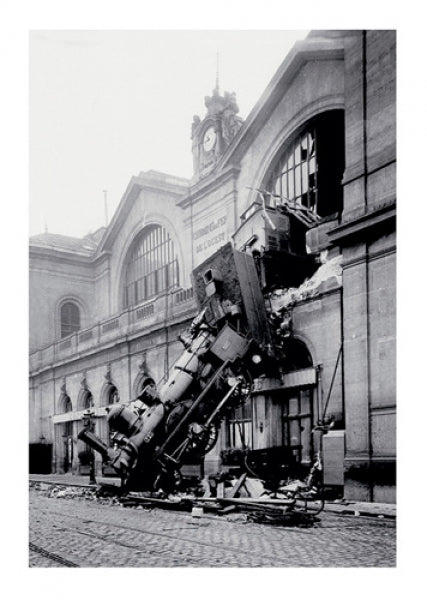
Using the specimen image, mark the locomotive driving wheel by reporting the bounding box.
[187,421,219,455]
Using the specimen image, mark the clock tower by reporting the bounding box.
[191,86,244,179]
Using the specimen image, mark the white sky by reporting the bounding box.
[29,30,308,238]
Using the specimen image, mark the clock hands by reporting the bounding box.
[203,128,216,151]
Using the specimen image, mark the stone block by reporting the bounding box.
[371,412,396,456]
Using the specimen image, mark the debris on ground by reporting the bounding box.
[29,471,326,527]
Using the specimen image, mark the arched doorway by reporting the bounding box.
[59,393,73,473]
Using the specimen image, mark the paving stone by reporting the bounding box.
[29,487,396,568]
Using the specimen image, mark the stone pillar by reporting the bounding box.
[71,420,79,474]
[53,424,62,474]
[342,244,371,501]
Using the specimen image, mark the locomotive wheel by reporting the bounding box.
[186,421,219,455]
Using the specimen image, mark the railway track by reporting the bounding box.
[29,542,80,567]
[30,511,296,565]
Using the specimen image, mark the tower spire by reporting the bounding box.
[103,190,109,226]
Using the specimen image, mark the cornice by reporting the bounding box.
[98,174,189,253]
[328,201,396,244]
[29,246,94,266]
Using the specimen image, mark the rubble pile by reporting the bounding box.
[268,253,343,313]
[29,481,119,505]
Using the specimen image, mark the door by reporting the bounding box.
[281,388,313,469]
[227,396,254,450]
[62,420,73,472]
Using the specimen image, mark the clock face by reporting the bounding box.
[203,127,217,152]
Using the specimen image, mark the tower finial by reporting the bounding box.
[215,51,220,94]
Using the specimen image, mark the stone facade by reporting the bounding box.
[29,30,396,502]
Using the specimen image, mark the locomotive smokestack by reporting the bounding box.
[78,428,115,462]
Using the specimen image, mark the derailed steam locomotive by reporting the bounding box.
[78,241,318,493]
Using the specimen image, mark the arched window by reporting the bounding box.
[64,396,72,413]
[267,110,344,218]
[281,338,313,372]
[59,392,72,414]
[133,374,156,400]
[124,225,179,307]
[58,393,73,437]
[60,302,80,338]
[79,390,93,410]
[107,386,120,405]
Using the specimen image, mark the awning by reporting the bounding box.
[252,367,317,393]
[282,367,317,389]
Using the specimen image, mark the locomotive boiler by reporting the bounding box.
[78,243,276,492]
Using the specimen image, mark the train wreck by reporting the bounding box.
[79,228,341,509]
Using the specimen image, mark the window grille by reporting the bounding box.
[270,128,318,213]
[268,111,344,218]
[124,226,179,307]
[281,389,313,464]
[227,398,253,449]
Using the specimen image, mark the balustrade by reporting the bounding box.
[30,288,197,372]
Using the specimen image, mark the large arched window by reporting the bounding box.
[267,110,344,218]
[60,301,80,338]
[124,225,179,307]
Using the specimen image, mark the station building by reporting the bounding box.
[29,30,396,502]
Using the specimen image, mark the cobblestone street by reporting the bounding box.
[29,486,396,568]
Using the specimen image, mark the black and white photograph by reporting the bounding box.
[6,0,421,581]
[26,24,397,570]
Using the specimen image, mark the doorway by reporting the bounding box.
[281,388,314,469]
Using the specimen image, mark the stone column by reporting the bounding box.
[342,243,371,501]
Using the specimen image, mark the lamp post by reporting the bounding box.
[83,408,96,485]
